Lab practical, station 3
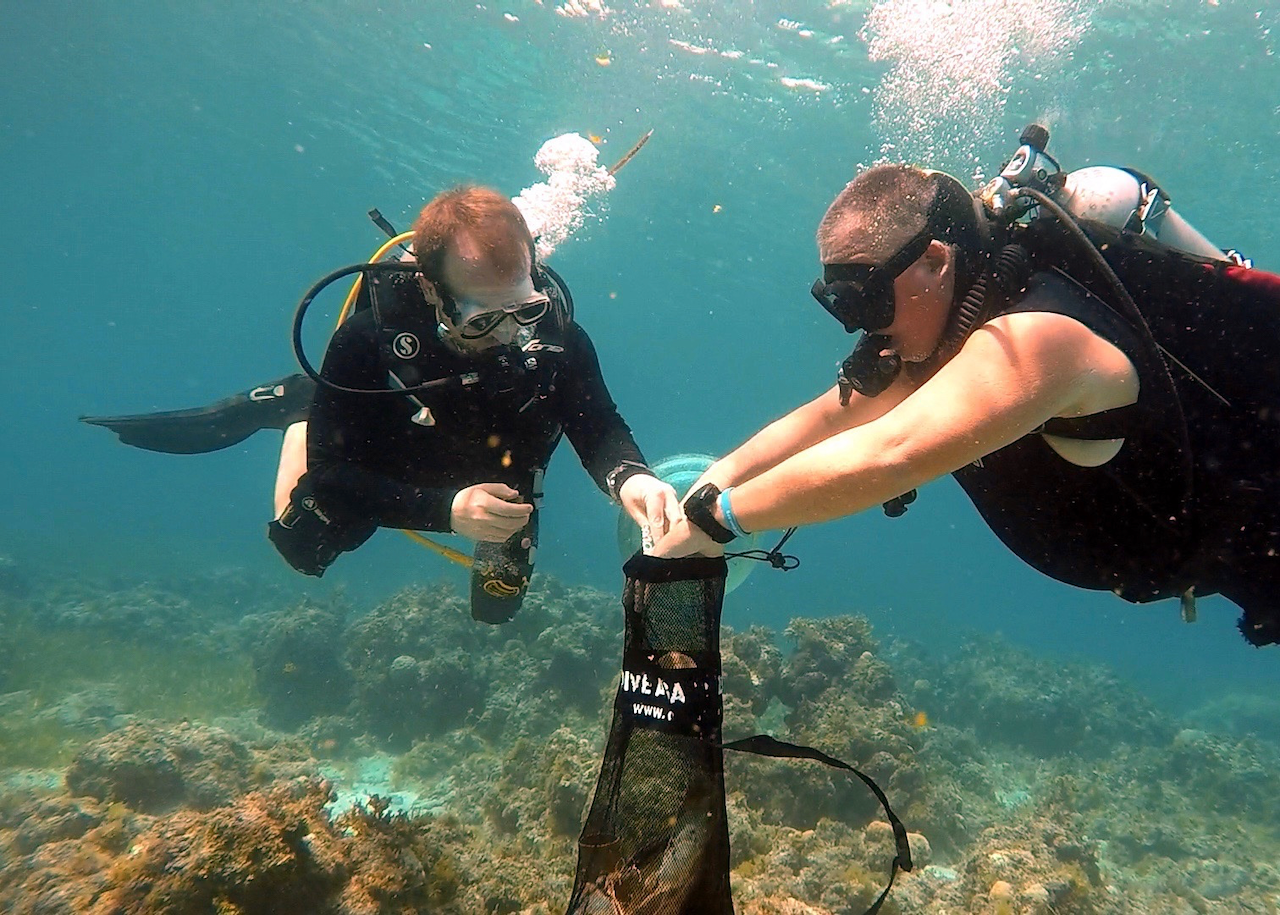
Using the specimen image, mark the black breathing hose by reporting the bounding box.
[1012,187,1195,504]
[939,243,1031,356]
[292,261,463,397]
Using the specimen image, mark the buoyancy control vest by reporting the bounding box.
[363,263,577,624]
[1022,217,1280,592]
[955,207,1280,639]
[950,264,1197,601]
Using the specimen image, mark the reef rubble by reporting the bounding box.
[1,562,1278,913]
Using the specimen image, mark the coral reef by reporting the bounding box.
[26,567,291,652]
[3,565,1280,913]
[896,634,1174,758]
[249,600,353,729]
[1184,691,1280,746]
[64,720,266,813]
[0,773,482,914]
[343,576,616,748]
[727,635,924,838]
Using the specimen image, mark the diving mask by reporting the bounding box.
[810,227,932,333]
[455,291,551,340]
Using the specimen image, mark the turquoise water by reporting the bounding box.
[3,2,1280,897]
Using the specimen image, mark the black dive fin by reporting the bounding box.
[80,374,317,454]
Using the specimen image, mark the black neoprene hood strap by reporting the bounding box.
[822,226,932,285]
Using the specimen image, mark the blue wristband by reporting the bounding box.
[717,487,750,539]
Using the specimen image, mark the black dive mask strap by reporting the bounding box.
[815,228,933,334]
[720,733,914,915]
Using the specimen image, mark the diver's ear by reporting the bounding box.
[923,239,953,277]
[418,277,456,337]
[418,275,445,307]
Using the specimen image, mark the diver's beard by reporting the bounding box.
[879,333,927,364]
[444,323,535,356]
[902,346,936,364]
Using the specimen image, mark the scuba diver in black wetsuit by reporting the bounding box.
[655,125,1280,647]
[85,186,680,623]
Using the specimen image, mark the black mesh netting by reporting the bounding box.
[565,553,733,915]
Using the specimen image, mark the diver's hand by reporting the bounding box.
[650,516,724,559]
[690,459,735,494]
[619,473,682,544]
[451,483,533,542]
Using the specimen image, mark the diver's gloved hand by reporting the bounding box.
[618,472,681,543]
[267,481,376,577]
[450,483,533,543]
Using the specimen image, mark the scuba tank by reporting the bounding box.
[1058,167,1225,262]
[980,124,1228,262]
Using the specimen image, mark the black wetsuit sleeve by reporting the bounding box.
[558,321,649,497]
[303,316,455,532]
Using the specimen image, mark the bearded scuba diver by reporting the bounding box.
[82,188,678,625]
[78,127,659,456]
[808,124,1280,646]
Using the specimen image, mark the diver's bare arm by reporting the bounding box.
[700,377,913,489]
[723,311,1132,530]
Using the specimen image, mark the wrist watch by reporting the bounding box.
[607,461,651,502]
[684,483,737,544]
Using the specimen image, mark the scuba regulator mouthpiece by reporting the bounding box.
[837,333,902,405]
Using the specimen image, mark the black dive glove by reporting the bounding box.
[267,479,376,577]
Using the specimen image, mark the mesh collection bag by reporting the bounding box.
[566,553,733,915]
[566,553,913,915]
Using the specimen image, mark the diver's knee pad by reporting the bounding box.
[268,483,376,577]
